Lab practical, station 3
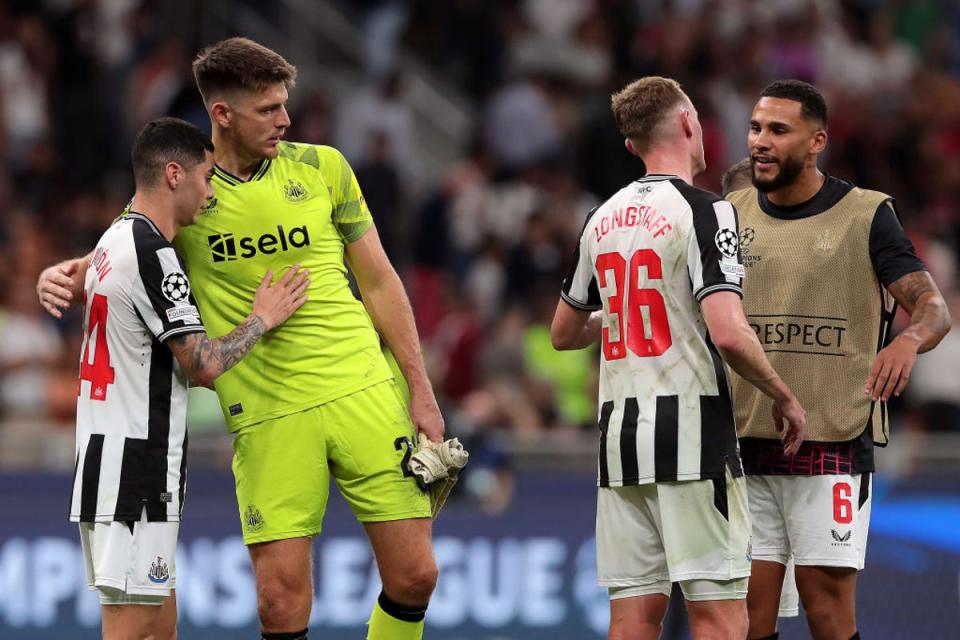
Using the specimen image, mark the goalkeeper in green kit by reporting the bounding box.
[37,37,465,640]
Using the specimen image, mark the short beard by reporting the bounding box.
[751,155,805,193]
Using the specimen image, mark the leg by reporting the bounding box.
[248,537,314,634]
[322,382,436,639]
[231,409,332,636]
[686,599,749,640]
[365,518,437,639]
[681,578,749,640]
[746,560,786,639]
[101,591,176,640]
[743,475,791,639]
[795,565,857,640]
[785,473,870,640]
[608,592,670,640]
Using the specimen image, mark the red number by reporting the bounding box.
[596,252,627,360]
[833,482,853,524]
[79,293,115,401]
[596,250,673,360]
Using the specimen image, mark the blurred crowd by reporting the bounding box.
[2,0,960,474]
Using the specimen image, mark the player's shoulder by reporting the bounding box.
[666,178,725,209]
[277,141,348,171]
[725,186,756,207]
[830,176,892,223]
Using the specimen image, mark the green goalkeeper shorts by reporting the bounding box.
[231,380,431,544]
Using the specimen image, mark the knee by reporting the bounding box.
[689,605,748,639]
[384,558,438,605]
[608,620,661,640]
[257,576,311,628]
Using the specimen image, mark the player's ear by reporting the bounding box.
[624,138,638,157]
[164,162,182,190]
[210,99,232,128]
[680,109,694,139]
[810,128,827,155]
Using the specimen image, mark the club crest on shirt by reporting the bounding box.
[201,196,218,215]
[815,229,836,253]
[244,505,265,532]
[283,179,308,202]
[148,556,170,584]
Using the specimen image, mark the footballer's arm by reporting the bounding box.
[345,225,445,442]
[700,291,807,454]
[168,267,309,388]
[37,252,93,318]
[865,270,951,401]
[550,302,601,350]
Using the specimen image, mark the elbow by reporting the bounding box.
[709,329,741,355]
[191,366,219,389]
[551,327,574,351]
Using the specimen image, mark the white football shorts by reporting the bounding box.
[597,466,751,601]
[78,509,178,605]
[747,473,872,570]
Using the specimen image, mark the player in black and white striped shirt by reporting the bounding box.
[66,118,308,640]
[551,77,807,640]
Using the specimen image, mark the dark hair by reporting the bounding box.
[759,80,828,127]
[131,117,214,187]
[192,37,297,104]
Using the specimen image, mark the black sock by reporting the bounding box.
[850,633,861,640]
[752,634,779,640]
[378,590,427,623]
[261,630,308,640]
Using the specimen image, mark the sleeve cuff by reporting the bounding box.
[158,325,206,343]
[695,283,743,302]
[560,290,602,311]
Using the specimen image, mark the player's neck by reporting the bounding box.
[766,169,826,207]
[129,193,177,242]
[212,132,265,181]
[641,148,694,185]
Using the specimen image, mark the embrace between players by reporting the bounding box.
[37,38,948,640]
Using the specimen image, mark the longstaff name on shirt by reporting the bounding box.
[593,204,674,243]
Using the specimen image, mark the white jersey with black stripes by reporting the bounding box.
[561,175,746,487]
[70,212,204,524]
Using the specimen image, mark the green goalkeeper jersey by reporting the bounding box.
[173,142,393,431]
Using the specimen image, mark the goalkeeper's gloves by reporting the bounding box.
[408,434,469,517]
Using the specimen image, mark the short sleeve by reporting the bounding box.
[687,197,745,302]
[324,147,374,243]
[130,223,205,343]
[869,199,926,287]
[560,208,602,311]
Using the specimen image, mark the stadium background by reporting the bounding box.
[0,0,958,637]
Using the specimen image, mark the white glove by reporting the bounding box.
[409,434,469,517]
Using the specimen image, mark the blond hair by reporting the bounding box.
[192,37,297,104]
[610,76,688,152]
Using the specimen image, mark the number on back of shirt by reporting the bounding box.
[78,293,115,401]
[596,249,673,360]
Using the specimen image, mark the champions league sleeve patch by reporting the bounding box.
[714,228,740,258]
[160,272,191,303]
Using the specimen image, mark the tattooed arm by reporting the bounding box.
[168,315,268,389]
[865,270,950,401]
[168,266,310,388]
